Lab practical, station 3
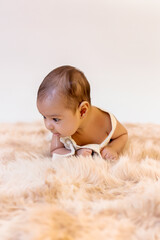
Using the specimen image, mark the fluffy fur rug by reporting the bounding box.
[0,121,160,240]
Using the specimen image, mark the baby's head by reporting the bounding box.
[37,65,91,113]
[37,66,91,136]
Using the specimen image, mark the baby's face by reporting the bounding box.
[37,95,80,137]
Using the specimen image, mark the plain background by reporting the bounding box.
[0,0,160,123]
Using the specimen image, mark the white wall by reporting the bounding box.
[0,0,160,123]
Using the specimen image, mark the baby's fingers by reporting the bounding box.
[76,148,92,157]
[104,153,118,161]
[83,149,92,156]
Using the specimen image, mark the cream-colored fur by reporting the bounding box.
[0,121,160,239]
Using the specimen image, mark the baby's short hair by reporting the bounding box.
[37,65,91,112]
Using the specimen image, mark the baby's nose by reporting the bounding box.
[45,119,54,131]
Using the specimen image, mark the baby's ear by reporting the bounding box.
[78,101,90,118]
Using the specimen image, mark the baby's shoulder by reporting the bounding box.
[95,107,112,134]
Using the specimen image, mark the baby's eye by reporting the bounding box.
[52,118,60,122]
[43,116,46,119]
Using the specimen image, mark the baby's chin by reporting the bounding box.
[58,129,78,138]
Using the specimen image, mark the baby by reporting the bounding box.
[37,65,128,160]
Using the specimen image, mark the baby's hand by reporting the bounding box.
[76,148,92,157]
[100,146,118,160]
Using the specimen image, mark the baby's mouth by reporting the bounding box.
[53,132,60,136]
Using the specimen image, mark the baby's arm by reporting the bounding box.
[50,134,71,156]
[101,117,128,160]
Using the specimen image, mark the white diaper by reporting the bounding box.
[52,112,117,160]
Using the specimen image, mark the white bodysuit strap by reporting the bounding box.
[100,112,117,148]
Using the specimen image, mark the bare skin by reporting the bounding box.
[37,92,128,160]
